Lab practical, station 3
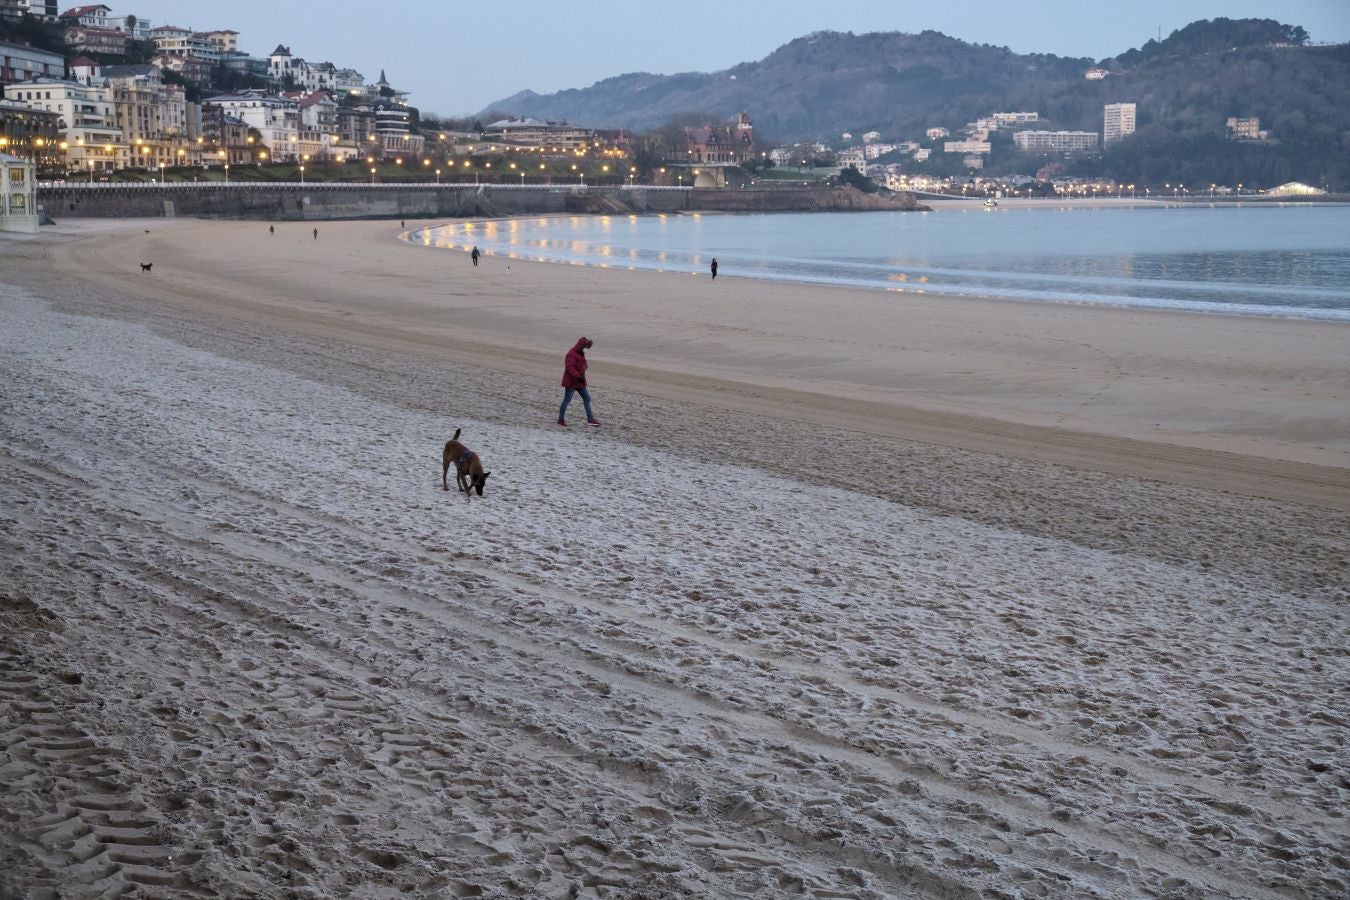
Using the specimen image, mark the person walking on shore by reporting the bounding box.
[313,227,318,240]
[471,246,481,266]
[710,258,718,280]
[558,337,600,427]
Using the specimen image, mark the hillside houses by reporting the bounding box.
[0,3,427,172]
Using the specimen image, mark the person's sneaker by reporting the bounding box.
[586,419,602,427]
[556,419,568,427]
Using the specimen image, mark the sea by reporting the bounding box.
[419,204,1350,322]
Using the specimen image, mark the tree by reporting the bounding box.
[835,165,878,192]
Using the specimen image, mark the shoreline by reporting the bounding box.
[8,217,1350,484]
[416,205,1350,324]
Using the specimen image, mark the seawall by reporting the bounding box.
[37,184,921,220]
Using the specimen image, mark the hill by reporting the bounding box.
[483,19,1350,188]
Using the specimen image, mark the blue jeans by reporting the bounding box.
[558,387,594,422]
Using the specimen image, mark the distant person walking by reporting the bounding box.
[710,258,718,280]
[269,224,274,235]
[557,337,600,427]
[313,227,318,240]
[471,246,481,266]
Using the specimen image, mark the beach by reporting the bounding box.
[2,218,1347,898]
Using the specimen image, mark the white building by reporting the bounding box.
[59,3,111,28]
[21,1,60,23]
[0,151,37,233]
[861,130,881,143]
[150,25,220,62]
[837,147,866,170]
[1013,130,1098,152]
[5,75,118,161]
[925,127,949,140]
[943,140,990,154]
[1103,102,1136,146]
[993,112,1038,125]
[204,90,300,160]
[106,14,151,40]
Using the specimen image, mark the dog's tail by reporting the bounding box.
[452,428,461,441]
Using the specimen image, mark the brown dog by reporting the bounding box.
[442,428,490,498]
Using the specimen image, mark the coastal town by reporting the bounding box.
[2,3,1328,202]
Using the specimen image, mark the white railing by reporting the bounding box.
[39,181,695,191]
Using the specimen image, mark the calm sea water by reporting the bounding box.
[419,204,1350,321]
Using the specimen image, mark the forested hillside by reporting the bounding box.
[486,19,1350,188]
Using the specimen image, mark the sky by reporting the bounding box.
[123,1,1349,117]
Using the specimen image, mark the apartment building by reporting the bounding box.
[268,45,341,93]
[484,117,591,153]
[151,25,220,62]
[107,14,152,40]
[64,26,127,55]
[993,112,1039,125]
[5,75,116,148]
[837,147,866,170]
[1226,116,1268,140]
[59,4,111,28]
[1103,102,1136,146]
[21,1,59,22]
[0,39,64,83]
[204,89,299,160]
[0,97,61,170]
[1013,130,1099,152]
[943,140,991,154]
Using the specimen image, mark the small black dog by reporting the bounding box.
[139,262,153,273]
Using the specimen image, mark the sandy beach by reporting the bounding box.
[2,218,1347,898]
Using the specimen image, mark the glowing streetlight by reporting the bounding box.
[370,166,377,183]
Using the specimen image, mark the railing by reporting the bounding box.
[39,181,695,191]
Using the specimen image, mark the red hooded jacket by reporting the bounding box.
[562,337,592,389]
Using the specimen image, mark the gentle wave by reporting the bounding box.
[419,206,1350,322]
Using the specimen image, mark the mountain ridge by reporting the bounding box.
[479,19,1349,187]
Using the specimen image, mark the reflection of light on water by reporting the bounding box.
[416,210,1350,321]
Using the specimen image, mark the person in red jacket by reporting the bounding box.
[558,337,600,426]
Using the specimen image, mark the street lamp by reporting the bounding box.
[370,166,376,184]
[224,163,230,183]
[299,163,305,184]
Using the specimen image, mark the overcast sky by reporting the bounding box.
[123,1,1349,116]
